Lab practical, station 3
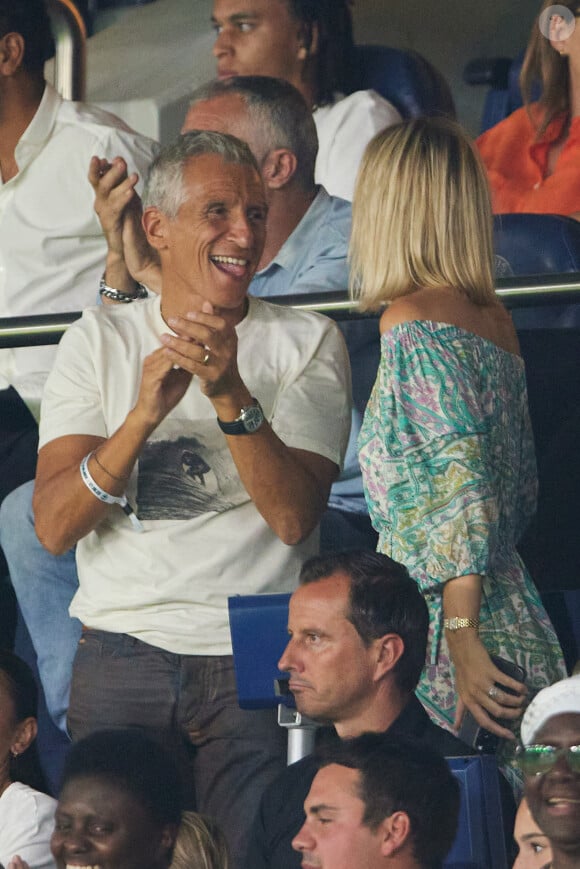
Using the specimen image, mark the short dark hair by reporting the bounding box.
[189,76,318,190]
[283,0,354,106]
[60,729,184,827]
[319,733,460,869]
[0,650,48,793]
[299,551,428,693]
[0,0,55,73]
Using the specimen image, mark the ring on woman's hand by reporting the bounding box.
[202,349,210,366]
[488,685,500,700]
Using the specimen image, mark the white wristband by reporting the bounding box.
[80,452,144,533]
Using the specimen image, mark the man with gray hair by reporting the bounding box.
[0,76,370,743]
[32,130,351,864]
[97,75,374,550]
[94,75,352,302]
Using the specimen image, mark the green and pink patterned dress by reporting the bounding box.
[358,320,566,733]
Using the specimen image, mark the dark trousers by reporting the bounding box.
[0,387,38,649]
[68,629,287,867]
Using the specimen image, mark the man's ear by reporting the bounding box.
[142,206,170,251]
[298,21,319,60]
[373,633,404,681]
[261,148,298,190]
[0,32,26,77]
[379,811,412,857]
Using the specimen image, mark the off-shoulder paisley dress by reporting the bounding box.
[358,321,566,732]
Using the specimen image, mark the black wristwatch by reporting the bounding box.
[217,399,265,435]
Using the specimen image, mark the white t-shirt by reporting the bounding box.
[0,83,157,406]
[0,782,56,869]
[313,90,401,201]
[39,295,351,655]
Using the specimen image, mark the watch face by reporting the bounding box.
[243,404,264,433]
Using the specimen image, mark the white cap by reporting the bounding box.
[521,675,580,745]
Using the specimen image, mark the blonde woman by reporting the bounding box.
[355,118,566,752]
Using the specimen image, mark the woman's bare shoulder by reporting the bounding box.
[379,298,418,335]
[378,288,461,334]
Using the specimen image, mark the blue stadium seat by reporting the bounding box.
[494,214,580,330]
[495,213,580,277]
[464,52,540,132]
[228,592,292,710]
[352,44,456,120]
[445,756,508,868]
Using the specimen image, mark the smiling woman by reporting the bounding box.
[50,730,184,869]
[519,675,580,869]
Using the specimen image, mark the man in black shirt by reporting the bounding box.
[244,551,481,869]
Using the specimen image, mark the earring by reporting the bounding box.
[11,749,19,758]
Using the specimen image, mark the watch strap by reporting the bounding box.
[217,399,264,435]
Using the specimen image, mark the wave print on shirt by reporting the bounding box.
[136,419,247,520]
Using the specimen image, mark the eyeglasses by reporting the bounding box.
[515,744,580,776]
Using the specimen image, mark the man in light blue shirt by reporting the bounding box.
[249,187,351,299]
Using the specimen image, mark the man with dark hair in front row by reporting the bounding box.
[293,733,460,869]
[244,550,486,869]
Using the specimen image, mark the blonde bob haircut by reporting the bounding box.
[171,811,229,869]
[350,117,495,312]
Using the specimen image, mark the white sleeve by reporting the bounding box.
[0,788,56,869]
[270,317,352,469]
[38,311,108,449]
[314,90,401,201]
[93,126,158,194]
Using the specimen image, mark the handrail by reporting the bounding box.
[46,0,86,102]
[1,277,580,349]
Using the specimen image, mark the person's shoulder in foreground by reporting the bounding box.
[0,783,56,869]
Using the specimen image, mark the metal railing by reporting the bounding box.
[47,0,86,101]
[1,276,580,350]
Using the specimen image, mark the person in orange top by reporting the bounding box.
[476,0,580,217]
